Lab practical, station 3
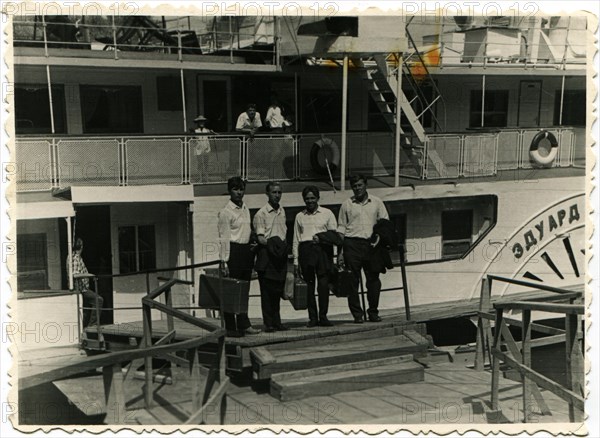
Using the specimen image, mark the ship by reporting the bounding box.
[8,13,589,428]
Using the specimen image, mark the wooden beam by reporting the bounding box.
[565,313,584,422]
[494,301,584,315]
[487,275,582,296]
[492,348,584,411]
[184,378,230,425]
[522,309,533,422]
[478,311,566,336]
[103,363,126,424]
[499,322,551,416]
[491,308,503,411]
[143,298,223,332]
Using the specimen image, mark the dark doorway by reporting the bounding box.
[73,205,113,324]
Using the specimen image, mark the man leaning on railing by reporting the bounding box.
[67,237,104,327]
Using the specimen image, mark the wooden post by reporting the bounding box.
[103,363,126,424]
[565,312,583,422]
[399,243,411,321]
[142,303,154,408]
[490,307,503,412]
[475,277,492,371]
[522,309,533,422]
[165,286,174,333]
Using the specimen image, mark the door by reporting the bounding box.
[73,205,113,324]
[517,80,542,127]
[197,75,231,132]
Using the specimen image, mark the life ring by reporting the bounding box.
[310,138,340,174]
[529,130,558,167]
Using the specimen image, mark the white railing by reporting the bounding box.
[13,127,583,191]
[423,127,580,180]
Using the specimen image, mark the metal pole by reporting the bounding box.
[41,15,49,57]
[294,72,299,128]
[559,75,566,126]
[180,69,187,131]
[481,74,486,128]
[341,55,349,191]
[394,54,403,187]
[46,65,55,134]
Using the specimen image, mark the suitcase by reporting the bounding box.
[198,268,250,314]
[292,277,308,310]
[329,268,354,298]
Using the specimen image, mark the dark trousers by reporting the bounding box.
[343,238,381,320]
[224,242,254,333]
[257,273,284,327]
[82,289,104,328]
[298,241,331,322]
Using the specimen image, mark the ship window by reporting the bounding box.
[15,84,66,134]
[80,85,143,133]
[17,233,48,291]
[442,210,472,259]
[118,225,156,274]
[469,90,509,127]
[554,90,585,126]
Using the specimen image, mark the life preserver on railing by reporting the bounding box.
[529,130,558,167]
[310,137,340,175]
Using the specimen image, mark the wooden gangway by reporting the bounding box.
[19,278,229,425]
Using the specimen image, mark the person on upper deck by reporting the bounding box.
[218,176,261,337]
[253,181,289,332]
[236,104,262,137]
[337,174,390,323]
[67,237,104,328]
[265,94,292,133]
[191,115,215,183]
[293,185,339,328]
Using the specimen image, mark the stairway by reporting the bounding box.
[250,325,430,401]
[362,19,448,178]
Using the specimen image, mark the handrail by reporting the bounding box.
[494,301,585,315]
[487,274,583,296]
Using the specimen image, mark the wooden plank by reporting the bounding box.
[565,313,583,422]
[494,301,584,315]
[478,312,566,336]
[271,355,414,381]
[185,378,229,425]
[491,308,503,411]
[256,335,427,379]
[249,347,276,367]
[330,392,406,420]
[271,361,424,401]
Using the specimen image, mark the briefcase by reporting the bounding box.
[329,268,354,298]
[198,268,250,314]
[291,277,308,310]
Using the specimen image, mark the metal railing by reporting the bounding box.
[12,16,278,65]
[14,127,583,190]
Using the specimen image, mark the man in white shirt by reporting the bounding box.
[265,95,292,132]
[338,174,390,323]
[253,181,289,332]
[293,185,338,327]
[235,103,262,136]
[217,176,261,337]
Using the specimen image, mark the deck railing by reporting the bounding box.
[474,275,584,423]
[14,126,583,191]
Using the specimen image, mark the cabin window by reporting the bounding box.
[441,210,473,259]
[17,233,48,291]
[156,76,183,111]
[15,84,66,134]
[554,90,585,126]
[80,85,143,133]
[118,225,156,274]
[469,90,509,127]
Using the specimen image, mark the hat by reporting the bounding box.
[194,115,207,122]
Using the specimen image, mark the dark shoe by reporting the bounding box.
[307,320,319,328]
[227,330,243,338]
[275,324,289,331]
[319,318,333,327]
[353,317,364,324]
[264,326,276,333]
[368,315,382,322]
[244,327,262,335]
